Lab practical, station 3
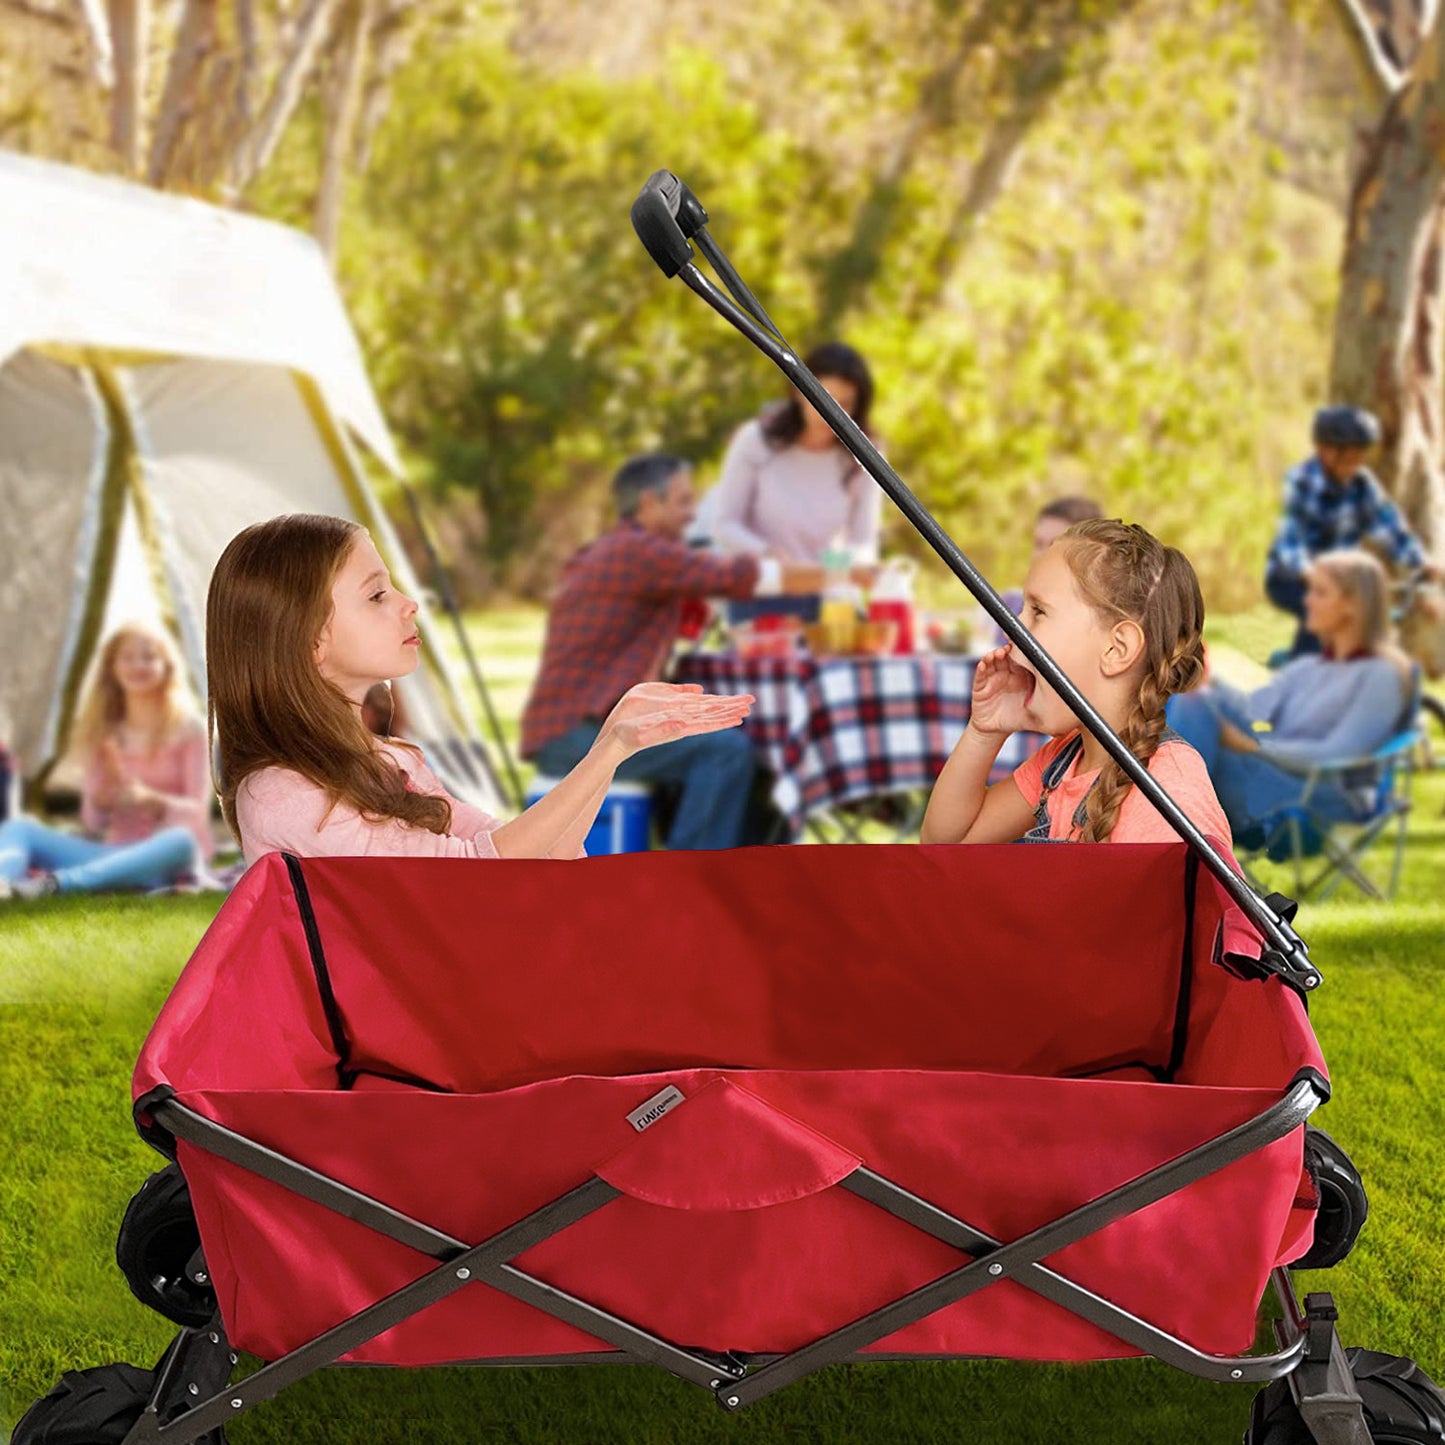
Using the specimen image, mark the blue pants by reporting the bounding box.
[0,816,200,894]
[532,724,756,851]
[1165,692,1352,832]
[1264,569,1322,658]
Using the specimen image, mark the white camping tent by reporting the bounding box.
[0,150,503,813]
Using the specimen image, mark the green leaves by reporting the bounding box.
[317,1,1340,605]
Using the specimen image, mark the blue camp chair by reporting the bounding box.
[1236,669,1423,901]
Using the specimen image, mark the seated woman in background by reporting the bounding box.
[1166,550,1413,836]
[0,623,211,899]
[707,341,881,565]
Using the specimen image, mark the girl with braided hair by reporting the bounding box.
[921,519,1230,846]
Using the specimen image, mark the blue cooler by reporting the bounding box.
[525,777,653,855]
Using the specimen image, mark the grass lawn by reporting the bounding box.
[3,607,1444,1443]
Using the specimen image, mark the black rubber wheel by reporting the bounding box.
[115,1164,217,1327]
[1248,1348,1445,1443]
[10,1363,158,1445]
[1291,1127,1369,1271]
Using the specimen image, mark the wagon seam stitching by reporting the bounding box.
[282,853,355,1089]
[1163,849,1198,1083]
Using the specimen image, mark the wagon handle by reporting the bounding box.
[630,169,1318,993]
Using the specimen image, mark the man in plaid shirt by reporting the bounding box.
[1265,406,1437,655]
[521,453,784,850]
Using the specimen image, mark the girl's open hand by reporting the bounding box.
[601,682,755,760]
[969,645,1036,736]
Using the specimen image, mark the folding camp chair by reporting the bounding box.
[1238,671,1424,902]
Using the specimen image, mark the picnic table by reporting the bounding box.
[671,649,1041,841]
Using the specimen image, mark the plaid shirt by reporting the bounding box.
[1267,455,1424,581]
[520,522,759,757]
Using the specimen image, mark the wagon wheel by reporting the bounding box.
[1247,1348,1445,1443]
[12,1332,232,1445]
[115,1164,217,1327]
[8,1361,227,1445]
[1290,1127,1369,1272]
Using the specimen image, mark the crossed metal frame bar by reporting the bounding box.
[123,1073,1326,1442]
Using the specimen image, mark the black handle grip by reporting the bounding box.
[631,170,709,276]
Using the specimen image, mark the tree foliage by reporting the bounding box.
[1,0,1364,607]
[0,0,419,250]
[334,0,1344,606]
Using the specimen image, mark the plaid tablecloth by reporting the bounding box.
[672,651,1042,833]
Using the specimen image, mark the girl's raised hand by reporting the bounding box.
[602,682,755,760]
[968,645,1036,736]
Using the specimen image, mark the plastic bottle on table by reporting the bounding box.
[820,538,860,652]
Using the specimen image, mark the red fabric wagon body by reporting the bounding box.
[133,844,1324,1376]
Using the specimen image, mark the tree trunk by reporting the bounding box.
[314,0,374,259]
[147,0,216,185]
[105,0,147,172]
[228,0,340,193]
[1328,30,1445,556]
[905,44,1073,321]
[71,0,115,88]
[352,2,421,172]
[814,6,989,333]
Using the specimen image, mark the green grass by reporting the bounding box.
[435,604,546,761]
[4,610,1445,1443]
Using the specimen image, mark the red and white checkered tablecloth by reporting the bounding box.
[672,651,1042,833]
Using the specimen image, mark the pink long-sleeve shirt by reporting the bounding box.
[82,722,215,861]
[710,418,882,563]
[236,740,509,869]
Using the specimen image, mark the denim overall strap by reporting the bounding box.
[1020,734,1085,844]
[1017,727,1186,844]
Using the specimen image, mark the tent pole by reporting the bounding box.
[31,362,135,803]
[397,482,527,812]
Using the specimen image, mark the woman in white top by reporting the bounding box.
[709,342,882,564]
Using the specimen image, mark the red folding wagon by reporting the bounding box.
[15,171,1445,1445]
[11,840,1444,1444]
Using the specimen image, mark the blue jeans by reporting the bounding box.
[0,816,200,893]
[532,724,756,851]
[1264,569,1322,658]
[1165,692,1353,832]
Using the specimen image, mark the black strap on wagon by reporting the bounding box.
[630,169,1317,995]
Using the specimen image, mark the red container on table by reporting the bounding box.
[868,598,914,654]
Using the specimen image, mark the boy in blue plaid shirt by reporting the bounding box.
[1265,406,1437,655]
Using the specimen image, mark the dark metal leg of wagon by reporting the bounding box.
[119,1321,238,1445]
[145,1080,1329,1425]
[119,1174,624,1444]
[1269,1280,1371,1445]
[716,1074,1324,1410]
[153,1100,746,1389]
[138,1097,749,1442]
[841,1168,1306,1385]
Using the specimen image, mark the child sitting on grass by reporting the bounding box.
[922,518,1230,846]
[0,623,211,899]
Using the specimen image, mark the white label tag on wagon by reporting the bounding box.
[627,1086,685,1133]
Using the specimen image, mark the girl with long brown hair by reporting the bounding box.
[207,514,754,865]
[0,623,210,898]
[921,519,1230,846]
